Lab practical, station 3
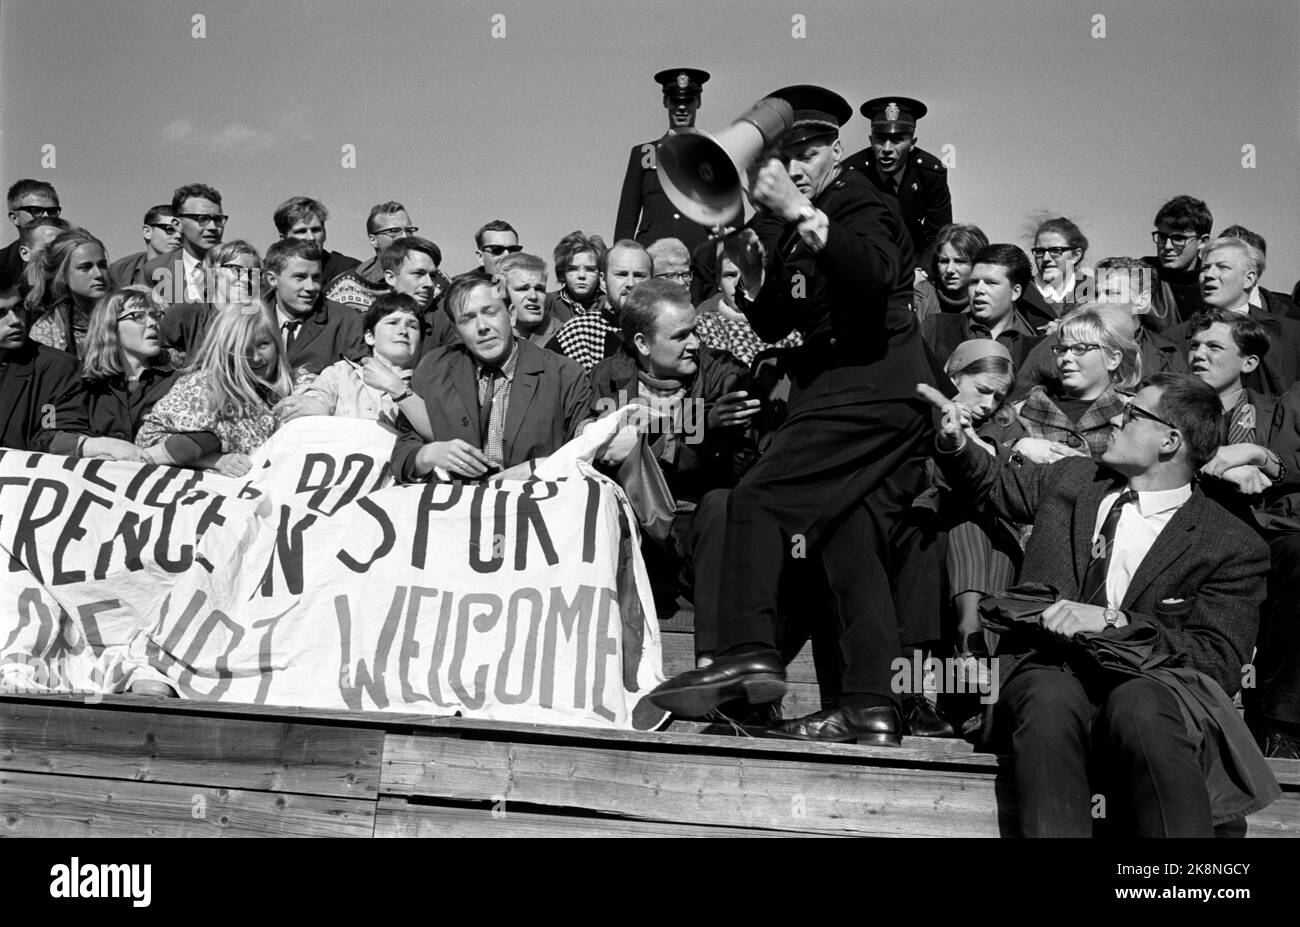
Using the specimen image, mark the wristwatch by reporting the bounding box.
[1103,607,1122,628]
[391,387,415,403]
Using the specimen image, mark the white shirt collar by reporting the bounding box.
[1124,482,1193,517]
[1248,286,1263,310]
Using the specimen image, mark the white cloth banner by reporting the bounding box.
[0,417,667,730]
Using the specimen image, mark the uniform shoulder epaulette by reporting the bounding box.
[913,149,947,174]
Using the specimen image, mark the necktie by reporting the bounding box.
[188,264,206,302]
[282,319,302,351]
[479,367,500,444]
[1078,489,1138,606]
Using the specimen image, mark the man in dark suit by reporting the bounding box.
[143,183,226,306]
[924,372,1269,836]
[1,180,61,291]
[1141,195,1212,332]
[1166,237,1300,396]
[1219,224,1300,321]
[648,86,939,745]
[108,205,180,288]
[390,275,593,483]
[0,284,88,454]
[378,236,457,355]
[273,196,360,286]
[614,68,716,303]
[841,96,951,268]
[263,238,364,376]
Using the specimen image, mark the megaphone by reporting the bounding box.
[657,97,794,230]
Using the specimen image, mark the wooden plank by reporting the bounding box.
[373,797,803,838]
[380,734,1011,837]
[1246,795,1300,837]
[0,700,382,797]
[0,770,375,838]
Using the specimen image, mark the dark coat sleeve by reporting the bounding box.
[614,144,646,243]
[557,359,595,440]
[389,357,438,484]
[29,349,90,454]
[934,434,1058,524]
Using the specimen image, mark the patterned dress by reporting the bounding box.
[135,371,279,455]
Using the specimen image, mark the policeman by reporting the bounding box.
[615,68,715,302]
[841,96,952,268]
[648,85,941,746]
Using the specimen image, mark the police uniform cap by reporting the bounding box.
[655,68,710,99]
[765,84,852,147]
[860,96,928,134]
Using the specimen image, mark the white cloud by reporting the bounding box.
[158,118,279,155]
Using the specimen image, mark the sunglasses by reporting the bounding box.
[480,244,523,256]
[1121,401,1177,430]
[148,222,179,233]
[18,205,62,218]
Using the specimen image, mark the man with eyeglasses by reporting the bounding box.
[109,205,181,288]
[646,238,695,298]
[1140,195,1212,331]
[464,220,523,281]
[143,183,227,306]
[922,243,1041,371]
[325,201,446,313]
[921,371,1273,836]
[1,180,61,291]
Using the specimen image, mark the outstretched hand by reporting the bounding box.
[916,382,972,452]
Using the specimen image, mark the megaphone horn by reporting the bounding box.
[658,97,794,230]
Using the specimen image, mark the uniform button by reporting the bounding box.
[1066,435,1083,448]
[673,213,680,219]
[829,337,838,346]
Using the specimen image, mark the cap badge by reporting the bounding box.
[677,72,690,89]
[884,101,901,121]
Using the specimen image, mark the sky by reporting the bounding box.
[2,0,1298,288]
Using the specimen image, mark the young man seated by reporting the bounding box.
[0,283,90,454]
[924,372,1272,836]
[389,275,592,483]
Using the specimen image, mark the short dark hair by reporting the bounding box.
[274,196,328,235]
[7,180,58,209]
[366,201,407,235]
[554,230,608,278]
[443,273,496,325]
[363,291,421,335]
[171,183,222,214]
[379,236,441,275]
[1154,195,1212,237]
[1190,308,1270,361]
[143,204,175,225]
[928,223,988,280]
[19,216,72,249]
[1140,372,1222,470]
[620,278,692,344]
[972,243,1032,291]
[1094,256,1155,300]
[264,237,323,274]
[1034,216,1088,254]
[1218,224,1266,255]
[475,219,518,248]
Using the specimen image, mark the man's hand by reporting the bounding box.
[915,382,971,452]
[1042,600,1111,637]
[1218,463,1272,495]
[362,358,408,397]
[1012,436,1089,465]
[747,157,806,221]
[1201,442,1266,478]
[707,390,761,429]
[81,437,148,462]
[213,453,252,478]
[598,422,642,468]
[417,439,491,479]
[273,394,329,422]
[721,227,765,293]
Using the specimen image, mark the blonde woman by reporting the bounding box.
[27,228,111,360]
[1014,306,1139,462]
[136,304,292,476]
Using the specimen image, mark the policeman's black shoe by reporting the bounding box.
[648,650,786,719]
[763,703,902,747]
[903,694,957,738]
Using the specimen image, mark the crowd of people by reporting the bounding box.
[2,72,1298,838]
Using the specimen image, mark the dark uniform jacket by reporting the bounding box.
[390,337,593,483]
[84,366,181,441]
[736,169,937,412]
[588,346,755,502]
[0,339,89,453]
[1167,306,1300,397]
[840,144,952,267]
[614,136,712,254]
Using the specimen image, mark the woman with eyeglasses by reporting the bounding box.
[136,304,293,477]
[1026,217,1089,317]
[159,240,263,366]
[80,287,181,459]
[1013,306,1138,462]
[912,223,989,325]
[27,228,112,361]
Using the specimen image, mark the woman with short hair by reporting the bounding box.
[912,223,988,324]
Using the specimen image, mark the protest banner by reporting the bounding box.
[0,417,666,730]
